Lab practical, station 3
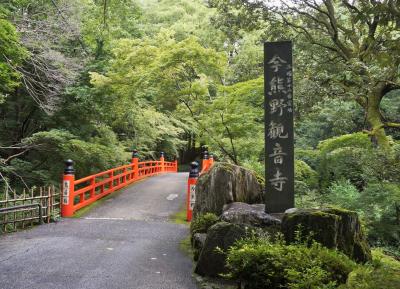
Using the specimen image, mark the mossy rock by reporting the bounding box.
[282,207,371,263]
[195,221,248,277]
[193,162,264,217]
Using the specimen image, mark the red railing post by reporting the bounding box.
[122,167,127,184]
[90,177,95,198]
[187,161,199,222]
[61,160,75,217]
[160,152,165,172]
[201,150,209,173]
[109,171,114,190]
[174,157,178,172]
[132,150,139,179]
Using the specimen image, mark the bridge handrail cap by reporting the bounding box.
[64,159,74,175]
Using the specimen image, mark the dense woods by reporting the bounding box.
[0,0,399,268]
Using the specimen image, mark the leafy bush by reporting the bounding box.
[225,236,356,289]
[295,100,364,149]
[314,133,372,190]
[295,148,320,169]
[324,180,360,211]
[190,213,219,236]
[317,133,372,155]
[358,183,400,248]
[319,147,368,190]
[295,160,320,208]
[4,129,128,188]
[295,160,318,190]
[341,249,400,289]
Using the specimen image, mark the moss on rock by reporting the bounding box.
[193,162,264,217]
[195,221,248,277]
[282,208,371,263]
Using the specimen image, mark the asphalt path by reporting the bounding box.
[0,173,199,289]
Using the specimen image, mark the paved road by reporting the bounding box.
[0,173,199,289]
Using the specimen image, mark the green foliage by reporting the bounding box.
[80,0,142,57]
[317,133,372,155]
[342,249,400,289]
[295,160,319,207]
[197,77,264,164]
[0,128,128,188]
[295,148,320,169]
[141,0,225,48]
[225,236,356,289]
[317,133,373,190]
[358,183,400,247]
[295,160,318,189]
[190,213,219,236]
[0,17,28,98]
[325,180,360,211]
[296,100,364,149]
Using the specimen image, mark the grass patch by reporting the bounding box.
[180,234,194,258]
[170,204,189,225]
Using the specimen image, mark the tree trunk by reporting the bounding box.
[366,84,391,150]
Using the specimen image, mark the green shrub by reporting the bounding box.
[295,160,318,192]
[295,160,320,207]
[320,147,368,190]
[295,100,364,149]
[324,180,360,211]
[296,160,318,186]
[316,133,372,190]
[317,133,372,154]
[225,236,356,289]
[341,249,400,289]
[295,148,320,169]
[358,183,400,248]
[190,213,219,236]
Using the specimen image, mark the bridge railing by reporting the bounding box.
[61,151,178,217]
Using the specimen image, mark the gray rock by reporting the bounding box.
[284,208,298,214]
[281,207,371,263]
[193,162,264,217]
[195,222,248,277]
[220,202,281,227]
[192,233,207,261]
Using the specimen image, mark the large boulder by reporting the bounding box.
[220,202,281,228]
[195,222,247,277]
[281,207,371,263]
[193,162,264,217]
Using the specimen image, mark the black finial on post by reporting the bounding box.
[132,149,139,158]
[209,153,214,159]
[64,159,74,175]
[189,161,199,178]
[203,150,209,160]
[160,151,165,158]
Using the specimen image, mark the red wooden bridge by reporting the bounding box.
[61,151,178,217]
[61,150,213,219]
[0,150,214,289]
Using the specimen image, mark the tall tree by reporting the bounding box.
[210,0,400,149]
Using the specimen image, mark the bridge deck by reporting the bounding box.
[0,173,198,289]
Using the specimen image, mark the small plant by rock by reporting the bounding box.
[190,213,219,236]
[224,234,357,289]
